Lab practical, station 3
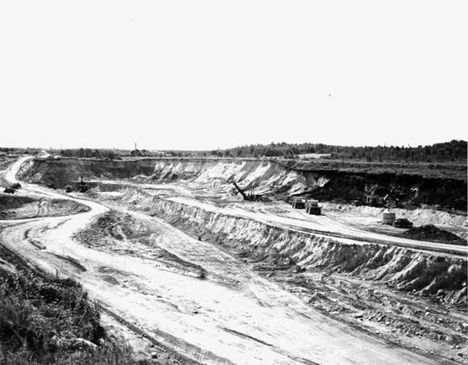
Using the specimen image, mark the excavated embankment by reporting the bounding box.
[118,190,467,306]
[20,158,305,195]
[0,193,90,219]
[21,157,467,212]
[304,170,467,212]
[20,158,158,187]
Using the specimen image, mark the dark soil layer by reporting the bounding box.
[302,170,467,212]
[0,154,17,171]
[21,157,468,212]
[280,159,467,180]
[20,158,158,188]
[0,194,35,209]
[402,225,467,246]
[0,194,90,219]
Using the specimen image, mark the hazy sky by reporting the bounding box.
[1,1,466,150]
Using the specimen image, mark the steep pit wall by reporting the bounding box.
[20,157,467,212]
[118,190,467,306]
[303,170,467,212]
[19,158,158,187]
[20,157,306,195]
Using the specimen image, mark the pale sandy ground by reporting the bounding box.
[1,157,465,364]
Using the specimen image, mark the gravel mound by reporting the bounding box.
[403,224,467,245]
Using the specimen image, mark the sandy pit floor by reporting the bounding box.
[1,157,467,364]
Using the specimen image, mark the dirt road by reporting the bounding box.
[168,195,467,257]
[0,157,457,364]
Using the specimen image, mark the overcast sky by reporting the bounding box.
[0,1,466,150]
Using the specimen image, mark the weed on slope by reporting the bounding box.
[0,268,150,365]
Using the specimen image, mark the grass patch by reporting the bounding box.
[0,269,150,364]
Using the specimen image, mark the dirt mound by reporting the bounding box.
[0,194,35,210]
[403,225,467,245]
[0,154,17,171]
[74,211,205,276]
[0,194,89,219]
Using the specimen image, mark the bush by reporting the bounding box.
[0,272,102,353]
[0,270,150,364]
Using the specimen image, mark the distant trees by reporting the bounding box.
[206,140,467,163]
[59,148,117,159]
[210,142,308,158]
[3,140,466,164]
[0,147,41,154]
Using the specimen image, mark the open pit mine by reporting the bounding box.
[1,155,467,364]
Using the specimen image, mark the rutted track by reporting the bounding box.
[0,157,465,364]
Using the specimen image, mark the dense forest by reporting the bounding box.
[207,140,467,163]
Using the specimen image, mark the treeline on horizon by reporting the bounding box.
[58,148,118,159]
[207,140,467,163]
[0,147,119,160]
[0,140,466,163]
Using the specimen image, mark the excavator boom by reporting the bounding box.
[232,182,248,200]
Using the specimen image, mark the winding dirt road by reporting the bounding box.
[0,157,452,364]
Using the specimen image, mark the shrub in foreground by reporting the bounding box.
[0,270,149,364]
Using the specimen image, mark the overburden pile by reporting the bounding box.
[403,224,467,246]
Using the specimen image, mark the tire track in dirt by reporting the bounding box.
[1,156,454,365]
